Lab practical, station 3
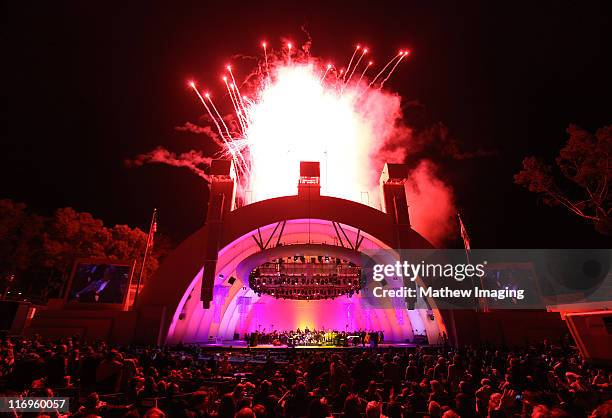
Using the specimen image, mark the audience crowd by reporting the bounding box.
[246,329,384,347]
[0,334,610,418]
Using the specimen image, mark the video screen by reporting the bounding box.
[67,262,132,304]
[481,267,540,307]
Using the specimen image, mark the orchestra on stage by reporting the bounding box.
[246,327,384,347]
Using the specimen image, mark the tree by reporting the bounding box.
[42,207,110,275]
[514,125,611,235]
[106,223,171,285]
[0,200,39,295]
[0,200,46,291]
[0,199,172,301]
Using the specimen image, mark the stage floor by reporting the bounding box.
[195,341,423,349]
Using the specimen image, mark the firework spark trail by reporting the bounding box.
[223,77,248,134]
[378,50,409,88]
[206,94,233,139]
[356,61,373,86]
[320,63,333,83]
[190,83,243,170]
[345,47,367,86]
[190,83,226,141]
[240,94,252,122]
[287,42,292,64]
[205,93,249,174]
[225,78,249,133]
[343,45,360,82]
[235,89,252,130]
[227,66,249,123]
[369,51,403,88]
[262,42,270,80]
[222,77,240,118]
[242,95,256,108]
[205,90,250,175]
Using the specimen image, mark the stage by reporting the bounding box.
[194,341,426,350]
[132,161,445,347]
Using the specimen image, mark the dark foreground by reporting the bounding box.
[0,335,611,417]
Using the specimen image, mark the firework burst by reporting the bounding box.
[188,41,411,204]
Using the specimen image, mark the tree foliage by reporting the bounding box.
[0,199,172,301]
[515,125,611,235]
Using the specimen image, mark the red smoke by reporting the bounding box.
[126,147,212,181]
[404,160,456,246]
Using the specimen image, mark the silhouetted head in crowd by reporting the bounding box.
[366,400,382,418]
[218,393,236,418]
[236,407,256,418]
[343,394,362,418]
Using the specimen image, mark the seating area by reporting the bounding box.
[0,334,610,417]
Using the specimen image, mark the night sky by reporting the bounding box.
[1,1,610,248]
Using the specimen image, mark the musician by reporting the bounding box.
[368,330,379,348]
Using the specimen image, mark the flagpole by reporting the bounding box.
[458,213,488,312]
[134,208,157,307]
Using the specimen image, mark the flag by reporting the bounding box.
[147,209,158,249]
[458,213,471,251]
